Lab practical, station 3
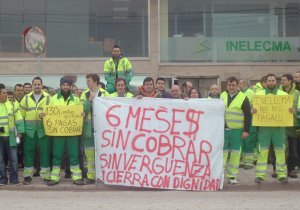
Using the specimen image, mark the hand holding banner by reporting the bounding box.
[43,105,83,136]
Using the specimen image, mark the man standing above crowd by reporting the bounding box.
[14,84,24,103]
[238,79,256,169]
[0,84,24,185]
[279,74,298,178]
[104,45,133,94]
[19,77,51,185]
[221,76,251,184]
[136,77,162,98]
[155,77,172,98]
[81,74,108,184]
[46,77,84,186]
[253,74,291,184]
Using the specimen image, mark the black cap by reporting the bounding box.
[60,77,73,86]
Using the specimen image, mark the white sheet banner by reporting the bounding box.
[94,98,225,191]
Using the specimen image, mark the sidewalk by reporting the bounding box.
[1,165,300,191]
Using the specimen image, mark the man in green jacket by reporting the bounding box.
[238,79,257,169]
[47,77,84,186]
[104,45,133,94]
[19,77,51,185]
[221,77,251,184]
[254,74,292,184]
[0,83,24,185]
[279,74,298,178]
[81,74,109,184]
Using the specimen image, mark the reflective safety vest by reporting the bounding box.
[50,91,81,106]
[19,91,50,138]
[108,92,133,98]
[0,100,25,146]
[104,57,133,93]
[251,82,264,94]
[80,88,109,138]
[242,88,255,104]
[221,91,247,129]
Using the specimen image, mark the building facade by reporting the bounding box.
[0,0,300,96]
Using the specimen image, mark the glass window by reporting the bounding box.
[0,0,148,58]
[89,0,148,57]
[160,0,300,62]
[286,3,300,37]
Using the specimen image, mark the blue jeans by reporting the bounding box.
[0,137,18,183]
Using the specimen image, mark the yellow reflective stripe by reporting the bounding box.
[23,167,34,176]
[27,107,37,111]
[25,120,42,122]
[0,116,8,119]
[19,104,27,110]
[0,122,8,126]
[256,163,267,166]
[26,95,29,107]
[226,111,244,116]
[86,162,94,166]
[51,172,59,176]
[70,165,80,169]
[46,96,50,105]
[230,150,241,154]
[228,164,239,169]
[276,163,286,167]
[40,167,50,171]
[227,171,235,176]
[226,119,243,123]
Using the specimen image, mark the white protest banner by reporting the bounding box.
[94,98,225,191]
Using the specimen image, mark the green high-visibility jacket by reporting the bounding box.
[80,88,109,138]
[104,57,133,93]
[221,91,247,129]
[19,91,50,138]
[0,100,25,146]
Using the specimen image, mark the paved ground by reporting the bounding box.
[0,191,299,210]
[1,164,299,191]
[0,165,299,209]
[0,165,300,192]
